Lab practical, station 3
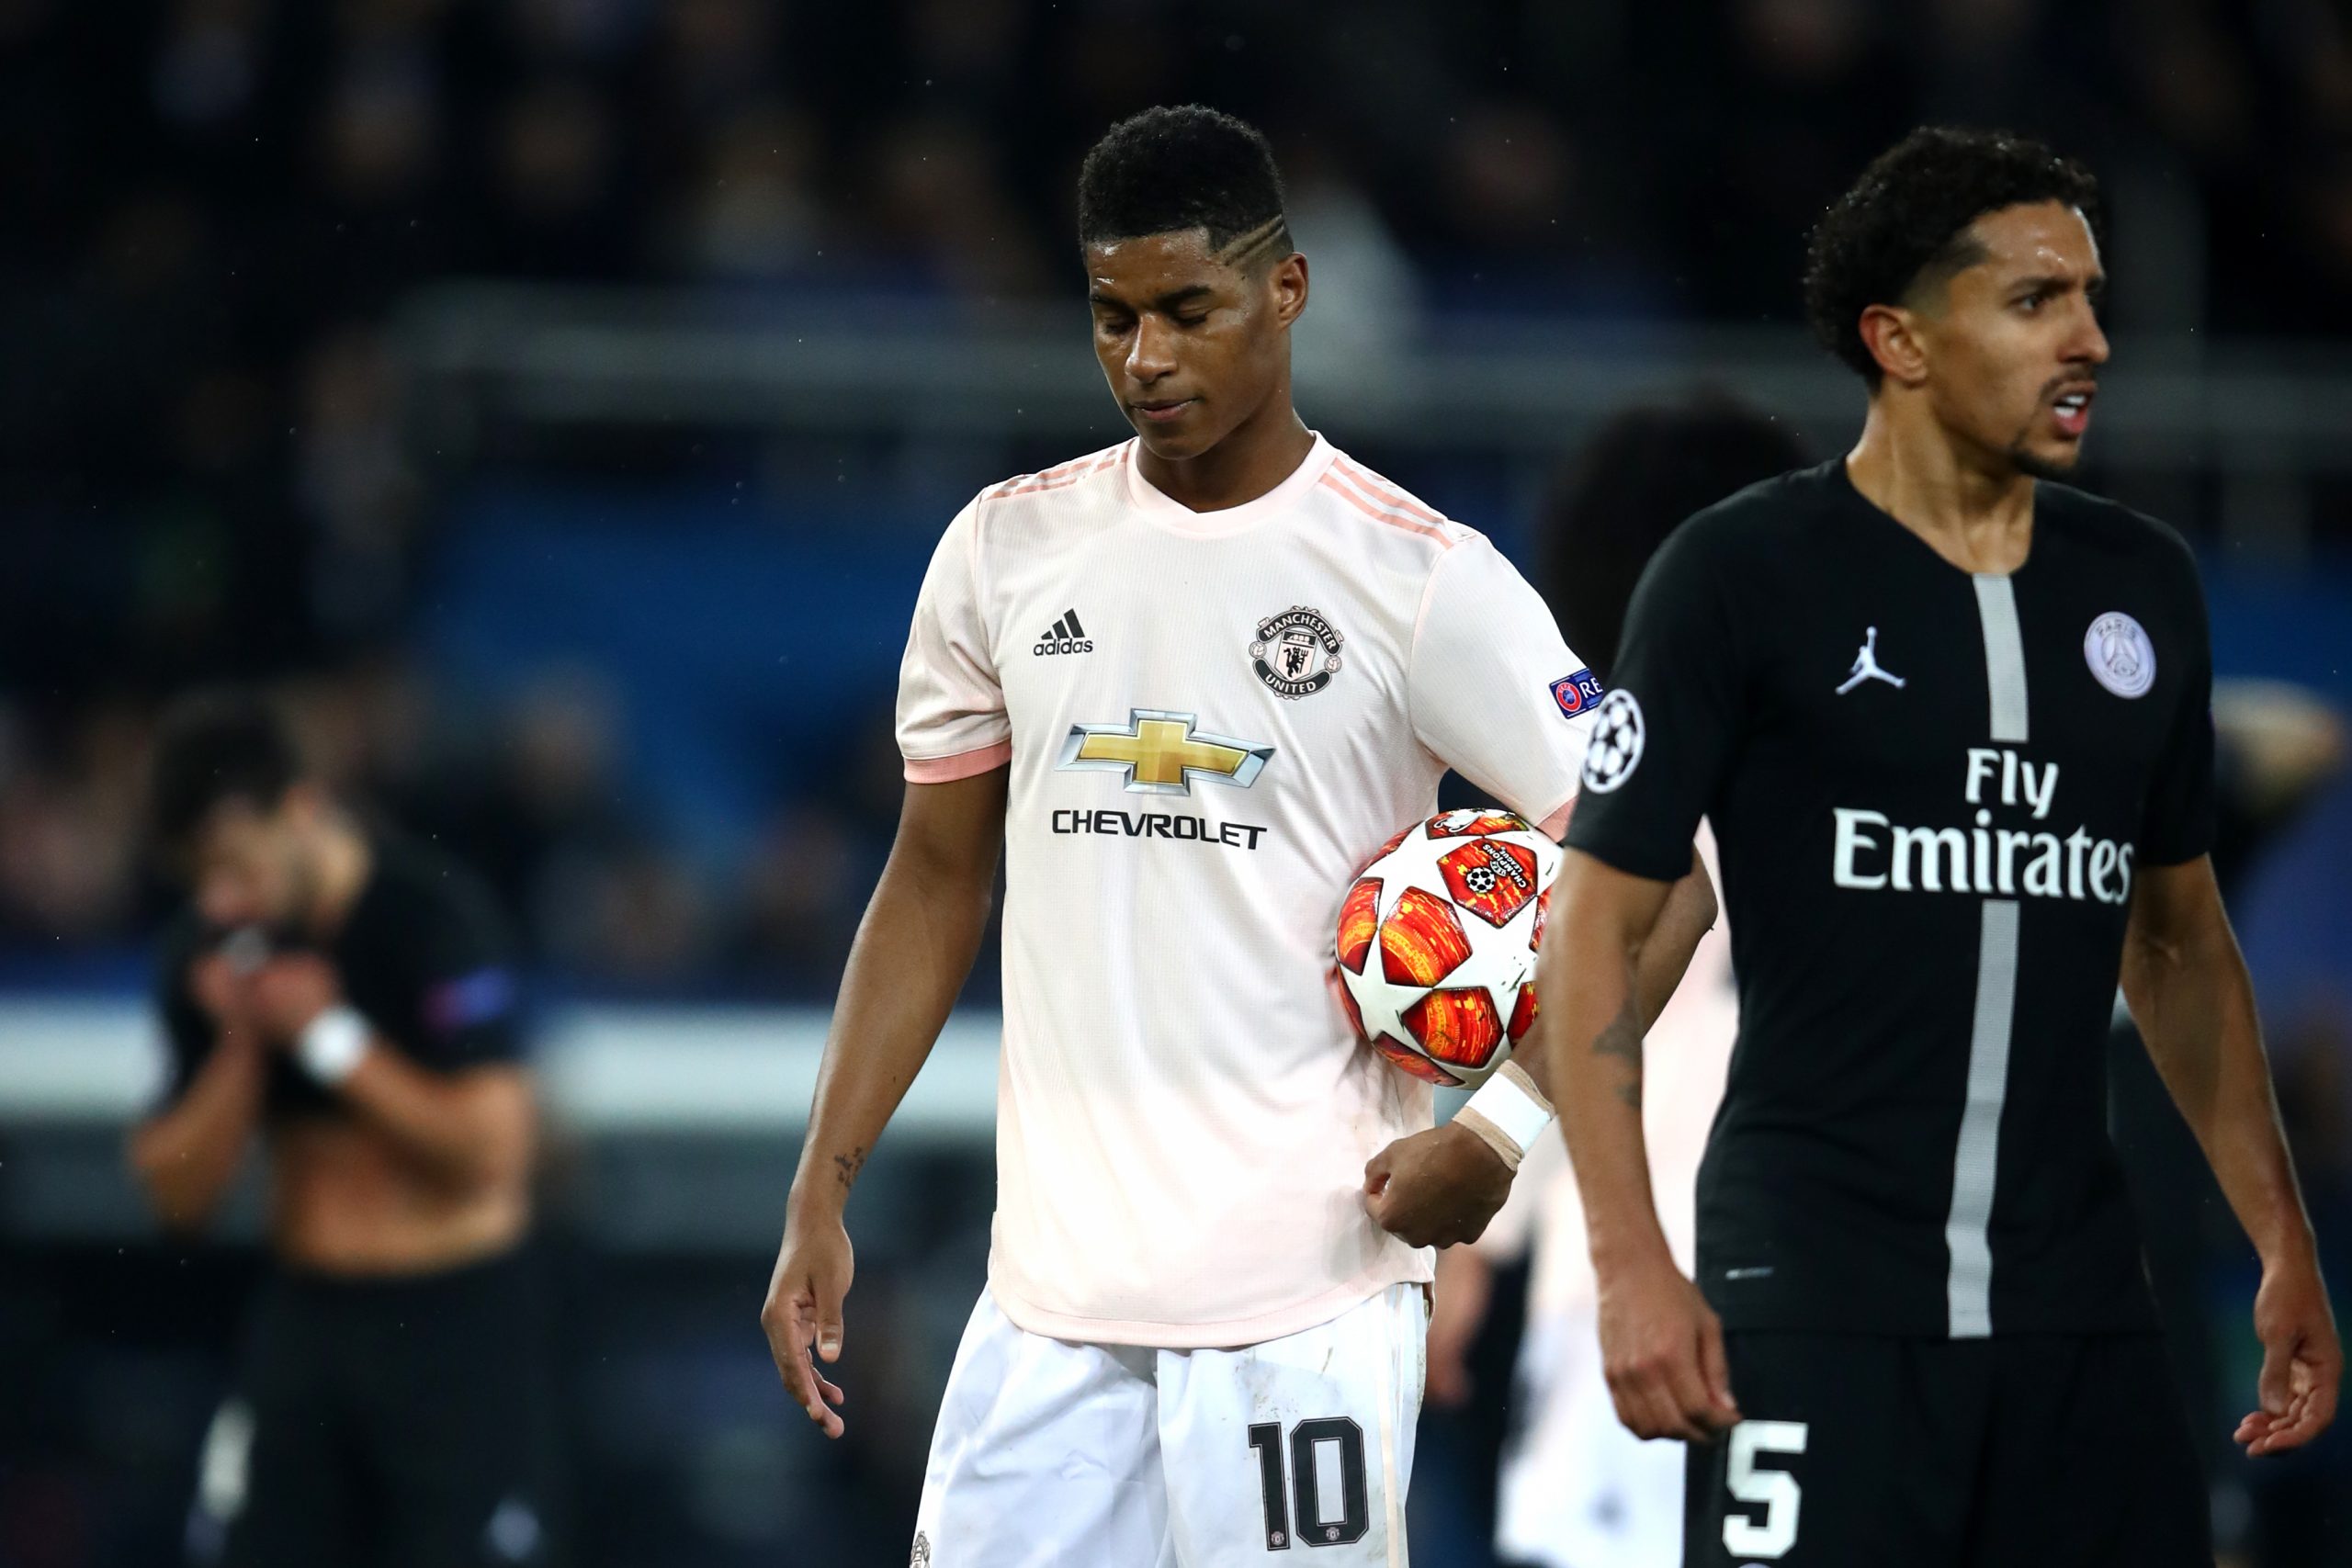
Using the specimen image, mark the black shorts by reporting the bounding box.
[192,1248,569,1568]
[1684,1331,2210,1568]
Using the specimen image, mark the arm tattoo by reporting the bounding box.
[831,1146,867,1191]
[1589,1000,1644,1110]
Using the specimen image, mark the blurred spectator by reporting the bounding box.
[152,0,267,133]
[487,77,628,276]
[659,0,775,122]
[297,325,421,645]
[2242,759,2352,1176]
[670,102,824,281]
[1442,102,1576,250]
[1684,0,1915,318]
[420,672,638,946]
[729,804,863,992]
[865,113,1053,299]
[547,841,715,983]
[4,14,2352,1564]
[0,703,150,945]
[315,44,442,213]
[1284,134,1424,390]
[1910,0,2048,128]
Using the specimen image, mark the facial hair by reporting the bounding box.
[2007,442,2080,482]
[2007,371,2095,481]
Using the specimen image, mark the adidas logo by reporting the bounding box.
[1033,608,1093,657]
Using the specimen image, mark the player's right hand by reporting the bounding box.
[1596,1251,1740,1444]
[761,1212,854,1438]
[2236,1253,2341,1457]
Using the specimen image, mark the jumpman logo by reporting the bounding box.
[1837,626,1906,694]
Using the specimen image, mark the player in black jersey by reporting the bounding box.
[1542,128,2341,1564]
[129,693,565,1566]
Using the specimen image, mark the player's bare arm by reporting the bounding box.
[761,766,1008,1438]
[1364,847,1714,1248]
[1546,847,1739,1445]
[1424,1243,1496,1408]
[238,950,537,1195]
[2120,854,2341,1456]
[127,953,268,1230]
[329,1057,535,1193]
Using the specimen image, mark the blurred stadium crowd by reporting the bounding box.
[7,0,2352,990]
[4,6,2352,1567]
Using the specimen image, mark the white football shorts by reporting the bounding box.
[1493,1304,1683,1568]
[911,1283,1427,1566]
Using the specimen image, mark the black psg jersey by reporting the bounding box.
[1567,460,2215,1337]
[157,835,526,1122]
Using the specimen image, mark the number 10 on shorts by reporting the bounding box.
[1248,1419,1370,1550]
[1724,1419,1808,1560]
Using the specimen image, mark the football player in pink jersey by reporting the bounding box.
[761,105,1715,1564]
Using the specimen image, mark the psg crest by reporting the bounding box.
[1250,605,1344,699]
[2083,611,2155,699]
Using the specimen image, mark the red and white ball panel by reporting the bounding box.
[1331,807,1562,1089]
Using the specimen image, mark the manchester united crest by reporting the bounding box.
[1250,605,1344,699]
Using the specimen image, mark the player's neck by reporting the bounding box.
[304,816,374,936]
[1847,401,2033,576]
[1136,399,1315,513]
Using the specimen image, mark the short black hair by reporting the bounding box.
[1804,126,2102,383]
[150,688,301,853]
[1539,394,1811,684]
[1077,105,1291,261]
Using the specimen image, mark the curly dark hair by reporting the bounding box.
[150,687,300,854]
[1540,393,1811,683]
[1077,105,1290,258]
[1804,127,2102,383]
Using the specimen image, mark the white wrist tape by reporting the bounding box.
[296,1006,370,1087]
[1454,1060,1556,1172]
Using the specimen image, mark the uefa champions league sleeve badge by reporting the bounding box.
[2083,612,2155,699]
[1250,605,1344,699]
[1580,689,1645,792]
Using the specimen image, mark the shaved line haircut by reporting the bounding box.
[1215,215,1294,271]
[1077,106,1292,261]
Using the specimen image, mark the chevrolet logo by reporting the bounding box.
[1057,709,1274,795]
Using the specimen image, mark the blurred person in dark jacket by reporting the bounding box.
[1422,395,1808,1568]
[127,690,565,1567]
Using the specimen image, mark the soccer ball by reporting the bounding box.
[1332,808,1561,1089]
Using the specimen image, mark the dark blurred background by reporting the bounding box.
[2,1,2350,1564]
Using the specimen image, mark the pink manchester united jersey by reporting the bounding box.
[897,434,1599,1347]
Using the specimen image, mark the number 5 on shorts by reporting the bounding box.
[1722,1419,1808,1559]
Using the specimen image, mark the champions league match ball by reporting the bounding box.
[1332,809,1563,1089]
